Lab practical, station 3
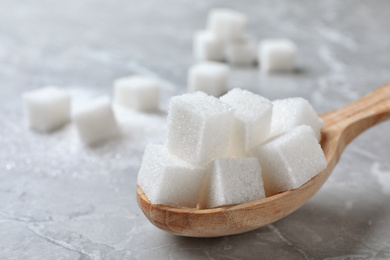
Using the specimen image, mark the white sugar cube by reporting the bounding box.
[199,157,265,209]
[259,39,297,73]
[250,125,327,196]
[188,61,229,97]
[207,8,247,40]
[193,30,224,62]
[270,97,323,141]
[73,97,120,146]
[114,76,160,112]
[23,86,71,132]
[138,144,206,208]
[225,36,256,66]
[166,91,234,165]
[220,89,272,157]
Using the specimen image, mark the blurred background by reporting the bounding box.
[1,0,390,259]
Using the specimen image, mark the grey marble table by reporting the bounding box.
[1,0,390,259]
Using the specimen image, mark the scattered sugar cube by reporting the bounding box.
[114,76,160,112]
[225,36,256,66]
[23,86,71,132]
[73,96,120,146]
[199,157,265,209]
[138,144,206,208]
[259,39,297,73]
[270,97,323,141]
[220,89,272,157]
[166,92,234,165]
[250,125,327,196]
[188,61,229,97]
[207,8,247,40]
[193,30,224,62]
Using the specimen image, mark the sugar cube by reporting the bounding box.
[193,30,224,62]
[225,36,256,66]
[166,91,234,165]
[137,144,206,208]
[199,157,265,209]
[73,96,120,146]
[114,76,160,112]
[250,125,327,196]
[23,86,71,132]
[188,61,229,97]
[207,8,247,40]
[220,89,272,157]
[259,39,297,73]
[270,97,323,141]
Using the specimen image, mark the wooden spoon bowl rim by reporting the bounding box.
[137,162,330,213]
[136,117,335,215]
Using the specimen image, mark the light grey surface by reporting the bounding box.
[1,0,390,259]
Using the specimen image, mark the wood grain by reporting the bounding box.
[136,82,390,237]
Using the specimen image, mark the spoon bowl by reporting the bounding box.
[137,83,390,237]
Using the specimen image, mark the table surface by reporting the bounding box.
[1,0,390,259]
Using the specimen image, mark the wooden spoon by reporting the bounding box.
[136,83,390,237]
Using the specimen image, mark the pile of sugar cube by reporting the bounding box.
[23,75,160,146]
[189,9,298,99]
[194,8,256,66]
[194,8,297,73]
[138,89,326,208]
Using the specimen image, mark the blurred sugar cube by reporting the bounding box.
[199,157,265,209]
[114,76,160,112]
[220,89,272,156]
[166,92,234,165]
[270,97,323,140]
[207,8,247,40]
[73,96,120,146]
[23,86,71,132]
[250,125,327,196]
[225,36,256,66]
[259,39,297,73]
[193,30,224,62]
[188,61,229,97]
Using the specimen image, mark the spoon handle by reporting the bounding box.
[321,82,390,147]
